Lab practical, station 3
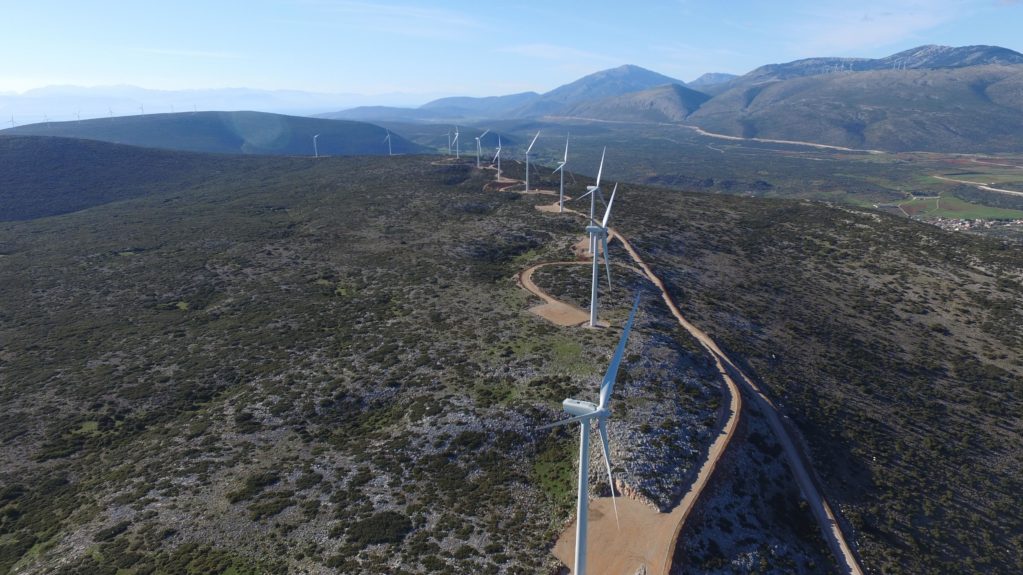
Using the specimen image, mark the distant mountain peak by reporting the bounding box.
[688,72,739,88]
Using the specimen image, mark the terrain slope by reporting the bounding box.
[1,111,424,156]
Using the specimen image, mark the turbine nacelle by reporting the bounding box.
[563,398,599,418]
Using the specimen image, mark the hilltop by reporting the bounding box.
[564,83,710,123]
[0,111,425,156]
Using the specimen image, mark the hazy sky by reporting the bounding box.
[2,0,1021,97]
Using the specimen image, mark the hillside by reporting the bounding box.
[1,140,1021,573]
[565,83,710,123]
[0,145,732,574]
[0,136,298,221]
[418,92,541,118]
[618,193,1023,574]
[510,65,686,118]
[1,111,425,156]
[688,64,1023,152]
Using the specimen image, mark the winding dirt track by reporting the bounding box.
[491,165,862,573]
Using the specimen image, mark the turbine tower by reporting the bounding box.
[585,183,618,327]
[540,295,640,575]
[525,130,541,192]
[552,134,569,212]
[313,134,320,158]
[494,135,502,177]
[447,129,452,155]
[475,129,490,168]
[384,129,393,156]
[453,126,460,159]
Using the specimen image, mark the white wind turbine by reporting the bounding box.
[493,135,502,176]
[313,134,320,158]
[552,134,569,212]
[453,126,460,159]
[475,129,490,168]
[525,129,541,192]
[384,129,393,156]
[447,129,452,155]
[575,148,616,327]
[540,294,640,575]
[586,182,618,327]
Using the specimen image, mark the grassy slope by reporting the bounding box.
[1,111,425,156]
[0,149,722,574]
[618,190,1023,574]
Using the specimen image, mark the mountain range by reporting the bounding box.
[323,44,1023,153]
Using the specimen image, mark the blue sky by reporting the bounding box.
[2,0,1021,99]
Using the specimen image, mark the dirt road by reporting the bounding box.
[498,168,862,574]
[932,174,1023,197]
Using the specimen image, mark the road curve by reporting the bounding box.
[610,230,864,575]
[496,171,863,574]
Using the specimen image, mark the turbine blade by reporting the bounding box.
[576,187,595,202]
[480,129,489,138]
[538,412,596,431]
[595,147,606,188]
[563,134,570,162]
[553,162,565,174]
[601,183,618,228]
[597,420,620,530]
[598,295,641,409]
[526,129,541,153]
[602,235,612,291]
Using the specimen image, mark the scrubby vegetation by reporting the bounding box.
[619,188,1023,574]
[0,142,719,574]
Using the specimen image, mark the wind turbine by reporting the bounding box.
[453,126,460,159]
[475,129,490,168]
[384,129,393,156]
[313,134,320,158]
[586,183,618,327]
[540,294,640,575]
[577,147,607,223]
[553,134,569,212]
[9,115,14,128]
[525,130,541,192]
[447,129,452,155]
[494,135,502,176]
